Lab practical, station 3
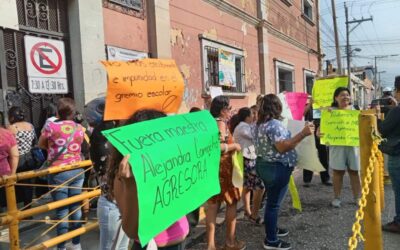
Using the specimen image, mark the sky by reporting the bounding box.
[319,0,400,88]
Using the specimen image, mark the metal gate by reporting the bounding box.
[0,0,72,129]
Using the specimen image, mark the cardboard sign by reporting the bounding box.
[312,77,348,109]
[287,120,325,173]
[102,59,185,120]
[102,111,221,245]
[285,92,309,120]
[320,110,360,146]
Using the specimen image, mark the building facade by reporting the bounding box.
[0,0,321,126]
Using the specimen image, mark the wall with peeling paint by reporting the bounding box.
[225,0,257,16]
[103,8,149,53]
[267,0,320,92]
[269,34,319,92]
[169,0,260,112]
[267,0,318,51]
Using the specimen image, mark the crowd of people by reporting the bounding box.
[0,76,400,250]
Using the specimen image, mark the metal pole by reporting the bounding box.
[359,113,383,250]
[374,56,378,98]
[5,180,20,250]
[27,222,99,250]
[331,0,342,73]
[345,3,352,96]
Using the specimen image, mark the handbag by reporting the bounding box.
[31,146,46,169]
[379,136,400,156]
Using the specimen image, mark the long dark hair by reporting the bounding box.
[107,109,166,198]
[257,94,283,124]
[210,96,230,118]
[229,107,251,133]
[331,87,351,107]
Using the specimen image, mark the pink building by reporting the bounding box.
[0,0,322,126]
[101,0,321,111]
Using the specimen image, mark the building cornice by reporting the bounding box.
[263,20,320,56]
[203,0,321,56]
[202,0,259,26]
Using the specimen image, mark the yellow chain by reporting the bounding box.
[377,150,385,209]
[348,140,380,250]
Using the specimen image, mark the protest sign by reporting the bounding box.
[102,111,221,245]
[277,93,293,127]
[101,59,184,120]
[287,120,325,172]
[210,86,223,99]
[232,151,244,188]
[320,110,360,146]
[312,76,348,109]
[285,92,309,120]
[289,175,302,212]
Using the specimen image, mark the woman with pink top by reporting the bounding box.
[0,125,19,208]
[107,109,189,250]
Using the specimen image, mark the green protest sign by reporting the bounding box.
[312,76,348,109]
[102,111,221,245]
[320,110,360,146]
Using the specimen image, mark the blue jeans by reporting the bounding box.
[388,155,400,223]
[256,159,293,243]
[48,168,84,249]
[98,195,129,250]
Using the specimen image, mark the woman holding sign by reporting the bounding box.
[206,96,246,250]
[253,94,314,250]
[108,110,189,250]
[318,87,361,208]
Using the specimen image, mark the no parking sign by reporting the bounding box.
[24,36,68,94]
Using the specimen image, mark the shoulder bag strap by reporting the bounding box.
[45,124,77,167]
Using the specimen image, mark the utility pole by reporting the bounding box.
[374,54,399,97]
[345,2,372,97]
[331,0,342,73]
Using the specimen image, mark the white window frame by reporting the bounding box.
[302,0,314,22]
[200,37,246,96]
[275,60,295,94]
[303,69,315,94]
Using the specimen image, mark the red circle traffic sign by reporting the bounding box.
[30,42,62,74]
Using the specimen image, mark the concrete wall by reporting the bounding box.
[103,8,148,53]
[169,0,260,112]
[68,0,107,108]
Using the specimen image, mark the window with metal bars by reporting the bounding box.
[204,46,246,94]
[109,0,143,11]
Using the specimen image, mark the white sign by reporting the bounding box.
[24,36,68,94]
[106,45,148,61]
[210,86,223,99]
[287,120,325,173]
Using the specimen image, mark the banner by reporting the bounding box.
[102,111,221,245]
[287,120,325,173]
[101,59,185,120]
[285,92,309,120]
[218,49,236,87]
[320,110,360,146]
[312,77,348,109]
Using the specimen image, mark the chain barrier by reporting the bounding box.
[348,135,384,250]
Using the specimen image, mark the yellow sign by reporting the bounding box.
[312,76,348,109]
[320,110,360,146]
[101,59,185,121]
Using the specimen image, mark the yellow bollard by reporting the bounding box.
[359,113,382,250]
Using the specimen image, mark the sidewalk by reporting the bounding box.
[187,169,400,250]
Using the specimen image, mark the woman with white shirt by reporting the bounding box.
[232,107,265,224]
